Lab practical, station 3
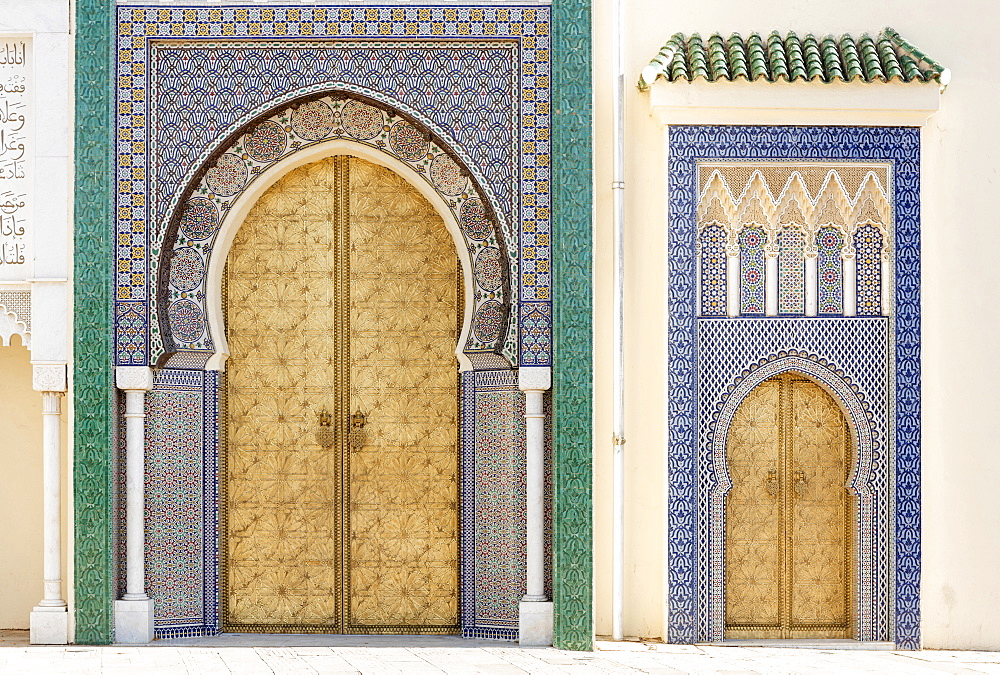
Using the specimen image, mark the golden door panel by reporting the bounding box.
[725,373,853,639]
[348,159,458,629]
[224,156,459,633]
[725,379,782,629]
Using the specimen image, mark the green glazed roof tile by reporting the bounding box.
[638,27,948,90]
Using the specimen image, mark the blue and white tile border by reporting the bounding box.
[666,126,920,649]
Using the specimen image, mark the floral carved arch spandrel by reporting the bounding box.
[154,92,514,370]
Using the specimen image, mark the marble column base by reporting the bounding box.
[29,607,68,645]
[115,598,155,644]
[518,600,554,646]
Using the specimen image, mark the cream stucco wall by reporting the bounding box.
[0,342,43,628]
[591,0,1000,650]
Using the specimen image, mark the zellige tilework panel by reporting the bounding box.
[668,126,920,649]
[113,5,553,368]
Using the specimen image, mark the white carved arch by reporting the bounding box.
[735,172,777,234]
[814,171,853,233]
[203,141,478,372]
[698,170,738,236]
[0,292,30,348]
[852,173,893,245]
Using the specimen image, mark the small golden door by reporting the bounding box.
[725,373,854,639]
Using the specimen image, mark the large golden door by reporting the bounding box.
[224,156,459,633]
[725,373,853,639]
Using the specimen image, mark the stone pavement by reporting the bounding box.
[2,632,1000,673]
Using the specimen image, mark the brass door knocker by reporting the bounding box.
[793,469,809,498]
[315,408,336,448]
[765,469,779,498]
[349,409,367,449]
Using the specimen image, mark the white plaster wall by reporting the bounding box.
[591,0,1000,649]
[0,0,73,636]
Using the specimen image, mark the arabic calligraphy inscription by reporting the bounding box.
[0,39,29,274]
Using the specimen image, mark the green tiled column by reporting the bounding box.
[552,0,594,651]
[73,0,115,644]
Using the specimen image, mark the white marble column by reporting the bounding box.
[114,366,155,644]
[843,248,858,317]
[29,363,68,645]
[765,249,779,316]
[518,366,553,646]
[881,253,891,316]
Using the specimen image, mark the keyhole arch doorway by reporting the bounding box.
[723,371,856,639]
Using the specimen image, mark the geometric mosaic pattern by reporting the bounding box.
[144,369,220,639]
[817,227,845,314]
[739,227,766,315]
[856,224,884,316]
[778,227,805,314]
[460,369,553,640]
[669,126,921,649]
[461,370,525,640]
[114,5,553,368]
[699,225,727,316]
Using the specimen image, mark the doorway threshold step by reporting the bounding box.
[698,640,896,650]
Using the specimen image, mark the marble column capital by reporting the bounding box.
[31,363,67,393]
[518,366,551,392]
[115,365,154,392]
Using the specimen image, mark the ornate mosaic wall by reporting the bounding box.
[668,126,920,649]
[104,3,563,644]
[114,4,552,369]
[697,164,891,319]
[459,369,553,640]
[143,369,220,639]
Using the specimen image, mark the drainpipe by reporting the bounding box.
[611,0,626,644]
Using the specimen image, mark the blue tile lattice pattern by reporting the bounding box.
[669,126,921,649]
[114,5,552,368]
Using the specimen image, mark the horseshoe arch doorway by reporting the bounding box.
[222,155,461,634]
[724,372,856,639]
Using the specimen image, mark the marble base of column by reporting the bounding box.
[518,600,554,646]
[29,606,68,645]
[114,598,155,644]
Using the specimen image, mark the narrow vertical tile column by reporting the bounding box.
[29,363,69,645]
[726,244,740,317]
[518,366,553,646]
[114,366,155,644]
[804,250,818,316]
